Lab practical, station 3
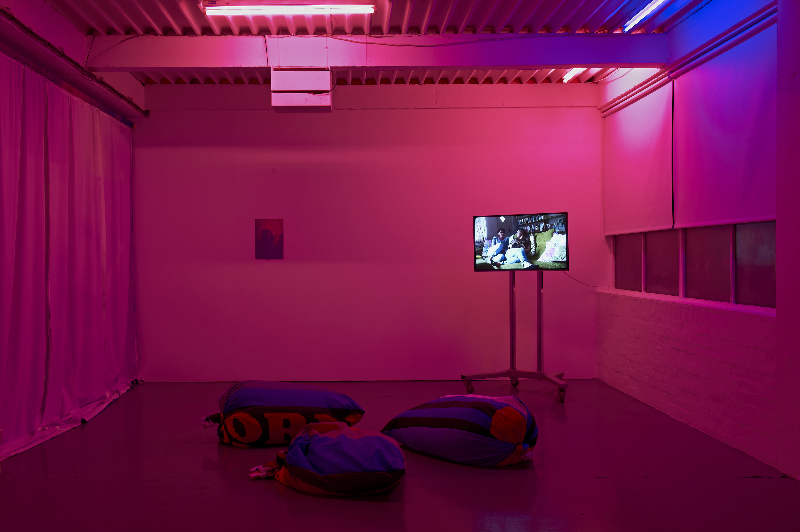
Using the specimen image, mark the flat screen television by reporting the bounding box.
[474,213,568,271]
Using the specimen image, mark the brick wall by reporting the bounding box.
[596,290,777,467]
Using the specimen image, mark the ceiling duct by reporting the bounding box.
[270,68,332,108]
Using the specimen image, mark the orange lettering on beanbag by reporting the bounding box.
[264,413,307,444]
[224,412,263,444]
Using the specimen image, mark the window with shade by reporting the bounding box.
[614,221,775,308]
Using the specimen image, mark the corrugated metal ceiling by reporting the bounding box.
[49,1,701,87]
[125,66,619,85]
[46,0,707,37]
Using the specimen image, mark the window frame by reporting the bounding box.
[613,224,775,309]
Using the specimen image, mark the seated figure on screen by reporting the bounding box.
[486,228,509,264]
[506,229,534,269]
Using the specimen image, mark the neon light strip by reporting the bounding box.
[205,5,375,15]
[562,68,586,83]
[623,0,668,33]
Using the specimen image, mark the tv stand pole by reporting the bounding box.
[461,270,568,403]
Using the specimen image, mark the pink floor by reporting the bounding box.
[1,379,798,531]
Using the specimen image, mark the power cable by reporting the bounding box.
[562,271,599,288]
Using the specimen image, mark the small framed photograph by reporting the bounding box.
[255,219,283,259]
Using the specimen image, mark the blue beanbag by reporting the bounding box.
[205,381,364,447]
[250,422,405,496]
[381,394,538,466]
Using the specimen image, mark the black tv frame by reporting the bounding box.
[473,212,569,272]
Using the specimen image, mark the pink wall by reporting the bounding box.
[132,85,611,381]
[599,68,660,104]
[597,290,778,467]
[776,0,800,480]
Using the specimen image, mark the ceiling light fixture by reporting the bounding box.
[562,68,587,83]
[202,0,375,16]
[623,0,668,33]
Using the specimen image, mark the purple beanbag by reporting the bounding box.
[204,381,364,447]
[381,394,538,466]
[250,422,406,496]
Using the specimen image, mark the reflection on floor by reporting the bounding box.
[1,380,798,532]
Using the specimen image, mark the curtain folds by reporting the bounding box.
[0,55,48,458]
[0,54,136,460]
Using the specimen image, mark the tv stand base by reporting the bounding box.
[460,371,568,402]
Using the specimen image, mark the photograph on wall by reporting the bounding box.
[255,219,284,260]
[474,213,568,271]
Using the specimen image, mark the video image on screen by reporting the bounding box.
[474,213,568,271]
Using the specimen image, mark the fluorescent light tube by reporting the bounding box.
[562,68,587,83]
[205,5,375,16]
[623,0,668,33]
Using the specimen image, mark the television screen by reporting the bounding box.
[474,213,568,271]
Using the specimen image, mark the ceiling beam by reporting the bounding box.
[87,33,668,73]
[357,34,667,68]
[88,35,268,71]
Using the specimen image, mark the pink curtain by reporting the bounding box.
[0,55,48,458]
[603,82,674,235]
[0,55,136,460]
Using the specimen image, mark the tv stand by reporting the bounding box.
[461,270,568,403]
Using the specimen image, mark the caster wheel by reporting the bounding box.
[464,381,474,394]
[558,389,566,403]
[510,377,520,387]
